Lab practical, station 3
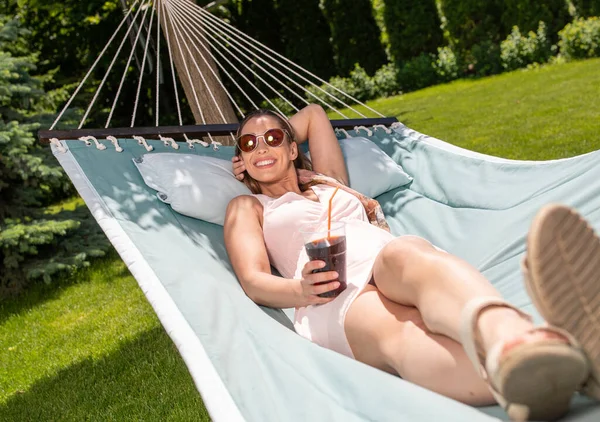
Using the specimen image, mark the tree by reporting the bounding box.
[383,0,444,65]
[320,0,387,76]
[439,0,505,51]
[0,17,109,296]
[501,0,571,42]
[276,0,336,80]
[572,0,600,17]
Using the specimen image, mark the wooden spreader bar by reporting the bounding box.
[38,117,398,144]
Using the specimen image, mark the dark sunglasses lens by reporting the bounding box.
[265,129,285,146]
[239,134,257,152]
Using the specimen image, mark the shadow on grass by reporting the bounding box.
[0,327,209,421]
[0,249,130,325]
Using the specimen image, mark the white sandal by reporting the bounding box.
[523,203,600,400]
[461,297,589,421]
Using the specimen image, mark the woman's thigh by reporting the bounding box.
[344,285,495,406]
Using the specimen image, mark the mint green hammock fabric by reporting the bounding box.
[51,124,600,421]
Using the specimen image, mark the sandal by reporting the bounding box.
[461,296,589,421]
[523,203,600,400]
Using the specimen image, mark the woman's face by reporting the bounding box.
[238,115,298,183]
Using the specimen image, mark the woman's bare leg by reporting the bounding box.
[370,236,565,353]
[345,285,494,405]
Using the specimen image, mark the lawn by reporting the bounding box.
[1,58,599,421]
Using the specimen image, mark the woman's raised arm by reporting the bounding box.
[289,104,349,186]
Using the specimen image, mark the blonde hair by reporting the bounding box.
[235,109,312,194]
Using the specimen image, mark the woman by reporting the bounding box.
[224,104,599,421]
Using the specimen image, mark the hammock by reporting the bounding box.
[40,1,600,421]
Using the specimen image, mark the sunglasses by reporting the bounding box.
[236,128,289,153]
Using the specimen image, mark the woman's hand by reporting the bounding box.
[232,156,246,180]
[298,260,340,306]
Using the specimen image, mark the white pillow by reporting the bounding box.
[307,137,412,198]
[133,153,251,226]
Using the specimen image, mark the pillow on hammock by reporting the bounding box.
[133,153,251,226]
[305,136,413,198]
[133,138,411,225]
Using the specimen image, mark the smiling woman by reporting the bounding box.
[223,103,600,421]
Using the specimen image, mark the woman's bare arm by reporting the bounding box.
[289,104,349,186]
[224,195,338,308]
[224,195,339,308]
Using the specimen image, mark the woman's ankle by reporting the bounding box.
[476,306,535,354]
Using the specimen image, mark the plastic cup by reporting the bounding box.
[300,221,347,298]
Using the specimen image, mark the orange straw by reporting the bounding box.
[327,187,340,235]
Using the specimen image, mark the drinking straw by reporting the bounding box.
[327,187,340,234]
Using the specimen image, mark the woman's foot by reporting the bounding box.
[461,297,589,421]
[523,203,600,399]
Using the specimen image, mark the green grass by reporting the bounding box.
[0,250,208,421]
[345,58,600,160]
[1,58,599,421]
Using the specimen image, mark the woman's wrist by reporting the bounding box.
[290,278,307,307]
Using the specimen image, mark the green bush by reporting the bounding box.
[501,0,570,43]
[558,17,600,59]
[501,22,552,70]
[469,40,503,76]
[433,46,461,81]
[320,0,387,75]
[383,0,444,64]
[0,17,110,297]
[372,63,401,98]
[396,53,440,92]
[439,0,505,52]
[304,63,400,106]
[571,0,600,18]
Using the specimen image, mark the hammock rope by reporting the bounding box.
[131,3,158,127]
[46,0,393,144]
[170,0,335,116]
[79,2,149,130]
[49,0,140,130]
[108,2,154,128]
[166,0,291,115]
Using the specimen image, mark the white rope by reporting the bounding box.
[163,1,215,145]
[166,1,285,115]
[49,138,66,153]
[131,3,156,127]
[354,125,373,136]
[192,2,382,118]
[166,3,235,125]
[334,128,350,139]
[171,0,302,113]
[159,0,184,127]
[159,134,179,149]
[133,135,154,151]
[79,136,106,150]
[49,0,141,130]
[164,1,261,113]
[155,0,161,126]
[106,3,153,128]
[106,136,124,152]
[372,124,392,134]
[165,2,245,121]
[79,3,148,130]
[175,0,348,118]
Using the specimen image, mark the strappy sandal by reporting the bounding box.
[523,203,600,400]
[461,297,589,421]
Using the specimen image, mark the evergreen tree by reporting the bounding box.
[0,17,109,296]
[572,0,600,17]
[320,0,387,76]
[276,0,336,80]
[440,0,505,51]
[501,0,570,42]
[383,0,444,64]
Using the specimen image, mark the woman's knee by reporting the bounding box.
[379,236,437,275]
